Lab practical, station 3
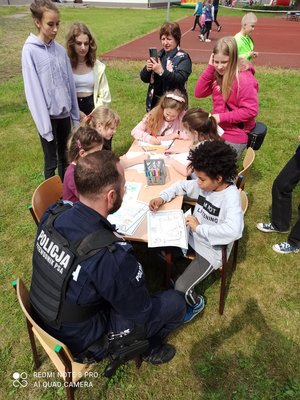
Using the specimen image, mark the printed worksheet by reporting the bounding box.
[147,209,188,249]
[138,140,174,149]
[123,182,142,201]
[108,200,148,235]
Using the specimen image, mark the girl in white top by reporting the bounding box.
[149,141,243,317]
[131,90,189,144]
[66,23,111,123]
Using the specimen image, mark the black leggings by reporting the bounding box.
[201,21,212,39]
[214,9,220,27]
[192,15,202,30]
[40,117,71,181]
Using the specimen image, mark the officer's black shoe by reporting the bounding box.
[142,343,176,365]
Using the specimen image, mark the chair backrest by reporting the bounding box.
[237,147,255,190]
[15,278,92,382]
[31,176,63,225]
[240,189,248,214]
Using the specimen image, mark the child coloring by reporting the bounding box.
[131,90,189,145]
[22,0,79,181]
[166,107,221,177]
[63,126,103,203]
[84,106,149,168]
[149,141,244,322]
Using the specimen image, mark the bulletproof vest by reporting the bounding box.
[30,202,123,329]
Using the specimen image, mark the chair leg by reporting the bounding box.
[28,206,39,226]
[26,320,41,369]
[55,347,74,400]
[232,241,239,271]
[219,246,228,315]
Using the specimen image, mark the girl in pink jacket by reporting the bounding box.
[131,90,189,145]
[194,36,258,159]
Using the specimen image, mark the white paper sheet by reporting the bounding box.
[138,140,174,149]
[108,200,148,236]
[147,209,188,249]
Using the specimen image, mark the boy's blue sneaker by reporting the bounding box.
[183,296,205,323]
[272,241,299,254]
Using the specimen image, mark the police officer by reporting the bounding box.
[30,150,186,365]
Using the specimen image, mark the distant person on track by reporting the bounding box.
[213,0,222,32]
[199,0,214,43]
[191,1,203,32]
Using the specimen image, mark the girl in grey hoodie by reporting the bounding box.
[22,0,79,181]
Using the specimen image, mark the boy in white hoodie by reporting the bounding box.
[22,0,79,181]
[149,141,244,322]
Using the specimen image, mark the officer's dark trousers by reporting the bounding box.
[109,290,186,348]
[271,153,300,248]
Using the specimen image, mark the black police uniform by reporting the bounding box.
[31,202,186,361]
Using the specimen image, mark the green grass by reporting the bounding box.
[0,5,300,400]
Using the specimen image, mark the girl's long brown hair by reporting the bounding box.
[66,22,97,68]
[182,107,220,143]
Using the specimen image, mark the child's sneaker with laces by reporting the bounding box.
[205,38,211,42]
[256,222,288,233]
[183,295,205,323]
[272,241,299,254]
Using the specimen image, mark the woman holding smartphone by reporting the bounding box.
[140,22,192,112]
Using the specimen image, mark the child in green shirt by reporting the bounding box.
[234,12,258,62]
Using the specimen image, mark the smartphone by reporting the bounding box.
[149,47,158,62]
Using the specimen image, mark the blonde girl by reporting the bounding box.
[131,90,189,144]
[194,36,258,159]
[84,106,149,168]
[167,107,221,176]
[63,126,103,203]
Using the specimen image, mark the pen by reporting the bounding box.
[166,138,176,150]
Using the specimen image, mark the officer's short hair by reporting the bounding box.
[75,150,121,199]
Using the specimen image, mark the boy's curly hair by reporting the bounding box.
[188,141,238,181]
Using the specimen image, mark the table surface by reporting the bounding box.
[124,139,192,242]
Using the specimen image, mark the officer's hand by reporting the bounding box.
[149,197,164,212]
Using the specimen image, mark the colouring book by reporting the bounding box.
[147,209,188,249]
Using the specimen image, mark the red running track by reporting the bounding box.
[101,15,300,68]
